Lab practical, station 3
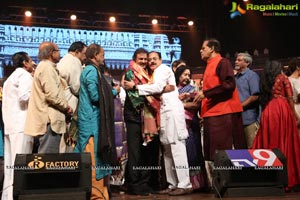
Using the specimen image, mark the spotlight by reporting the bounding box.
[188,20,194,26]
[24,10,32,17]
[109,16,116,23]
[152,19,158,25]
[70,14,77,21]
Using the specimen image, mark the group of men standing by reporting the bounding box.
[122,38,262,196]
[1,41,120,200]
[1,37,263,200]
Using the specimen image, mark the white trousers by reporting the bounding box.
[2,132,33,200]
[162,140,192,189]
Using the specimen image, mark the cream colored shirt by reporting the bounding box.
[57,53,83,110]
[24,60,68,136]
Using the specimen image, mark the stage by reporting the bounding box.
[111,191,300,200]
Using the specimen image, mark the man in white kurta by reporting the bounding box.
[2,52,35,200]
[124,51,192,195]
[57,41,87,152]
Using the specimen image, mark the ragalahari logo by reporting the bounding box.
[229,1,298,18]
[230,2,247,19]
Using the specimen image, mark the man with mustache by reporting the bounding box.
[124,51,193,196]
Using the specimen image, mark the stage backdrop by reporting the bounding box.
[0,23,183,78]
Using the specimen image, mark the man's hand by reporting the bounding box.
[66,105,73,115]
[179,92,191,101]
[123,80,136,90]
[65,105,73,123]
[193,90,205,104]
[163,84,175,93]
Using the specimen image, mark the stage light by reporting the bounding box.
[109,16,116,23]
[188,20,194,26]
[25,10,32,17]
[70,14,77,21]
[152,19,158,25]
[2,6,197,33]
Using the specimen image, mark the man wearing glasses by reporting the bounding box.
[24,42,73,153]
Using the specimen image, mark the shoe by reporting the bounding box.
[158,188,175,194]
[168,188,193,196]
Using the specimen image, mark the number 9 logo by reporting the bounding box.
[251,149,282,167]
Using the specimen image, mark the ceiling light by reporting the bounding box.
[25,10,32,17]
[152,19,158,25]
[70,14,77,20]
[109,16,116,23]
[188,20,194,26]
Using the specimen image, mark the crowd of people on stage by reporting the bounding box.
[0,38,300,200]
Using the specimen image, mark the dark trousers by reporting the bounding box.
[0,157,3,197]
[203,112,246,161]
[125,121,160,192]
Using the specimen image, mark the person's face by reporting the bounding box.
[235,55,248,71]
[95,48,105,66]
[200,41,213,61]
[24,56,35,74]
[179,69,191,86]
[51,44,60,63]
[135,53,148,69]
[148,52,162,72]
[76,46,87,64]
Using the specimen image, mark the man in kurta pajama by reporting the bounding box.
[195,38,246,160]
[57,41,87,152]
[194,38,247,187]
[74,44,119,200]
[2,52,35,200]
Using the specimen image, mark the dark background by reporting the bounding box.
[1,0,299,67]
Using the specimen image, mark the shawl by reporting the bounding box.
[125,61,161,145]
[87,61,117,166]
[178,84,195,94]
[178,83,196,122]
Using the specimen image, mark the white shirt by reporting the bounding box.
[2,68,33,134]
[137,64,188,144]
[119,86,126,107]
[138,64,179,107]
[288,76,300,103]
[288,76,300,118]
[57,53,83,110]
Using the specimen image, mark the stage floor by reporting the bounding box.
[111,191,300,200]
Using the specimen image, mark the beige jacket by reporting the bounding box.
[24,60,68,136]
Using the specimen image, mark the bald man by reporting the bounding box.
[24,42,73,153]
